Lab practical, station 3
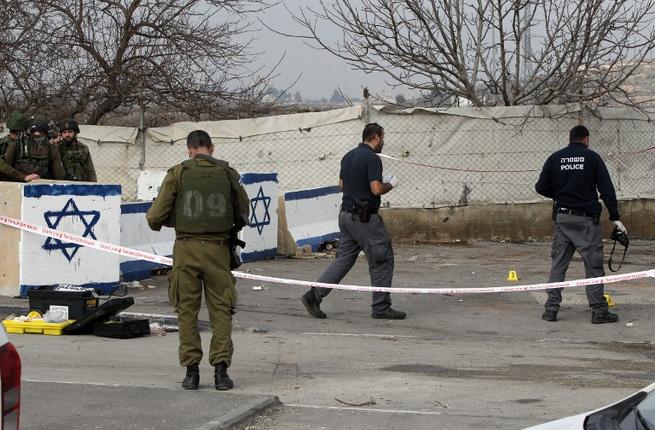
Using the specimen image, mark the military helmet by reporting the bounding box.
[28,113,49,127]
[30,122,49,135]
[59,118,80,133]
[6,112,28,132]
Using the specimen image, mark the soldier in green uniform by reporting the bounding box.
[146,130,250,391]
[57,119,97,182]
[0,112,40,182]
[5,119,66,180]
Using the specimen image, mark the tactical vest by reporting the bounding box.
[60,141,89,181]
[174,157,234,234]
[0,136,9,159]
[14,135,51,178]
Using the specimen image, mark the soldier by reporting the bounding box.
[57,119,97,182]
[146,130,250,391]
[0,112,40,182]
[5,118,66,180]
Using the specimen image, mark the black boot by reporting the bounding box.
[591,311,619,324]
[301,291,326,319]
[181,363,199,390]
[372,307,406,320]
[542,310,558,322]
[215,362,234,391]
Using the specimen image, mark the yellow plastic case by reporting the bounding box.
[2,319,74,336]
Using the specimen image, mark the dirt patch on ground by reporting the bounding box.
[381,361,654,389]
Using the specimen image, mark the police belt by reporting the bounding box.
[341,206,379,215]
[557,208,597,218]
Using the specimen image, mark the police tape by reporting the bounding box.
[1,214,654,294]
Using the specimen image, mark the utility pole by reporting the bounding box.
[522,0,533,82]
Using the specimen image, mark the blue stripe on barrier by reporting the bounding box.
[24,184,122,198]
[285,186,341,201]
[296,232,340,251]
[20,282,119,298]
[240,173,278,185]
[241,248,277,263]
[121,202,153,214]
[120,259,169,281]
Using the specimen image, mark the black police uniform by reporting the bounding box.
[304,143,394,315]
[535,141,620,318]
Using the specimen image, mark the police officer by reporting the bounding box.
[301,123,406,320]
[57,119,97,182]
[5,118,66,180]
[146,130,249,391]
[535,125,625,324]
[0,112,40,182]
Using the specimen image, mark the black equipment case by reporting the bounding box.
[28,287,98,320]
[93,319,150,339]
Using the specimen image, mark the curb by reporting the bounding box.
[0,305,27,317]
[194,395,281,430]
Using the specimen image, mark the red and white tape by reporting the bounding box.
[0,214,653,294]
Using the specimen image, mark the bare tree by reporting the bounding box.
[282,0,655,107]
[1,0,276,123]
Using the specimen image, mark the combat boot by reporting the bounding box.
[181,363,199,390]
[591,311,619,324]
[215,362,234,391]
[301,291,326,319]
[542,310,558,322]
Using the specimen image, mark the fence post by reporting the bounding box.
[138,97,146,170]
[363,87,370,124]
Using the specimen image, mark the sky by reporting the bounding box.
[249,0,392,100]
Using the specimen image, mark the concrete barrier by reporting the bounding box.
[120,202,175,281]
[284,186,341,251]
[0,182,121,297]
[381,199,655,243]
[240,173,278,263]
[136,170,280,265]
[136,170,167,201]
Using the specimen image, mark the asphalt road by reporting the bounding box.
[7,240,655,429]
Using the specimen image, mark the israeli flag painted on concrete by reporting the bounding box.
[240,173,278,263]
[284,186,341,251]
[20,184,121,296]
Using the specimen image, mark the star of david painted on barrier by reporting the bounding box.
[249,186,271,235]
[42,198,101,262]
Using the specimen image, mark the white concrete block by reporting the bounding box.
[0,182,121,297]
[284,186,341,250]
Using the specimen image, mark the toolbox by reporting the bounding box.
[28,286,99,320]
[2,319,74,336]
[63,297,135,335]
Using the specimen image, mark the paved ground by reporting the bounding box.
[4,239,655,429]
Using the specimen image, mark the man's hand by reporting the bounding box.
[613,220,627,235]
[383,175,399,188]
[24,174,40,182]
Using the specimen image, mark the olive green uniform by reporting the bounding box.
[146,154,249,368]
[0,137,27,182]
[58,140,97,182]
[5,135,66,180]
